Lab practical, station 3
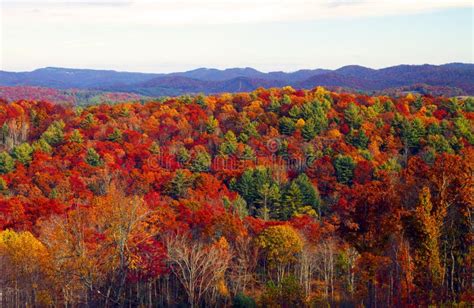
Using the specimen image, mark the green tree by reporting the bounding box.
[233,293,256,308]
[0,152,15,174]
[69,129,84,143]
[12,143,34,165]
[256,183,281,221]
[176,146,191,165]
[344,103,362,129]
[206,115,219,133]
[345,129,369,149]
[280,94,292,105]
[190,150,212,172]
[167,169,193,198]
[268,97,281,112]
[400,118,426,151]
[279,117,296,135]
[334,155,356,185]
[149,141,161,155]
[80,113,96,128]
[41,120,65,146]
[301,118,317,141]
[454,116,474,144]
[85,148,102,167]
[294,173,321,215]
[33,138,53,154]
[408,118,426,149]
[242,121,259,138]
[278,182,304,220]
[234,167,275,214]
[427,135,453,154]
[107,128,123,142]
[219,131,238,155]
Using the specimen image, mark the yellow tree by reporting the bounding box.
[0,229,52,306]
[255,225,303,282]
[413,187,444,301]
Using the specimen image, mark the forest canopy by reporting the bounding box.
[0,87,472,307]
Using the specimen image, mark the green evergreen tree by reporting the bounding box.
[279,117,296,135]
[256,183,281,220]
[33,138,53,154]
[190,150,212,172]
[176,146,191,165]
[206,115,219,133]
[167,169,193,198]
[288,105,301,118]
[69,129,84,143]
[294,173,321,215]
[12,143,34,165]
[427,135,453,154]
[280,94,292,105]
[346,129,369,149]
[301,118,317,141]
[242,121,259,138]
[107,128,123,142]
[80,113,96,128]
[41,120,65,146]
[334,155,356,185]
[278,182,304,220]
[85,148,102,167]
[0,152,15,174]
[219,130,238,155]
[241,145,256,160]
[344,103,363,129]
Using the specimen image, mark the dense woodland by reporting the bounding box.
[0,87,472,307]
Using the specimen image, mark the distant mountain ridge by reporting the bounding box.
[1,63,473,96]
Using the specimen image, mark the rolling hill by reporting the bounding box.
[1,63,473,97]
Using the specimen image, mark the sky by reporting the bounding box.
[0,0,473,73]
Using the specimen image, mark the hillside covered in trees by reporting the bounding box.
[1,63,473,97]
[0,87,472,307]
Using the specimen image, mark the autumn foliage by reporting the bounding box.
[0,87,472,306]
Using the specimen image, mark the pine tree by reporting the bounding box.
[301,118,317,141]
[12,143,34,165]
[69,129,84,143]
[33,138,53,154]
[241,145,256,160]
[344,103,362,129]
[167,169,193,198]
[294,173,321,215]
[278,182,304,220]
[85,148,102,167]
[0,152,15,174]
[279,117,296,135]
[256,183,281,221]
[334,155,355,185]
[219,130,238,155]
[107,128,123,142]
[41,120,65,146]
[190,150,212,172]
[176,147,191,165]
[206,115,219,133]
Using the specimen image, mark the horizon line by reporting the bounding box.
[1,62,472,75]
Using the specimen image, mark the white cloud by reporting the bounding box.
[3,0,472,26]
